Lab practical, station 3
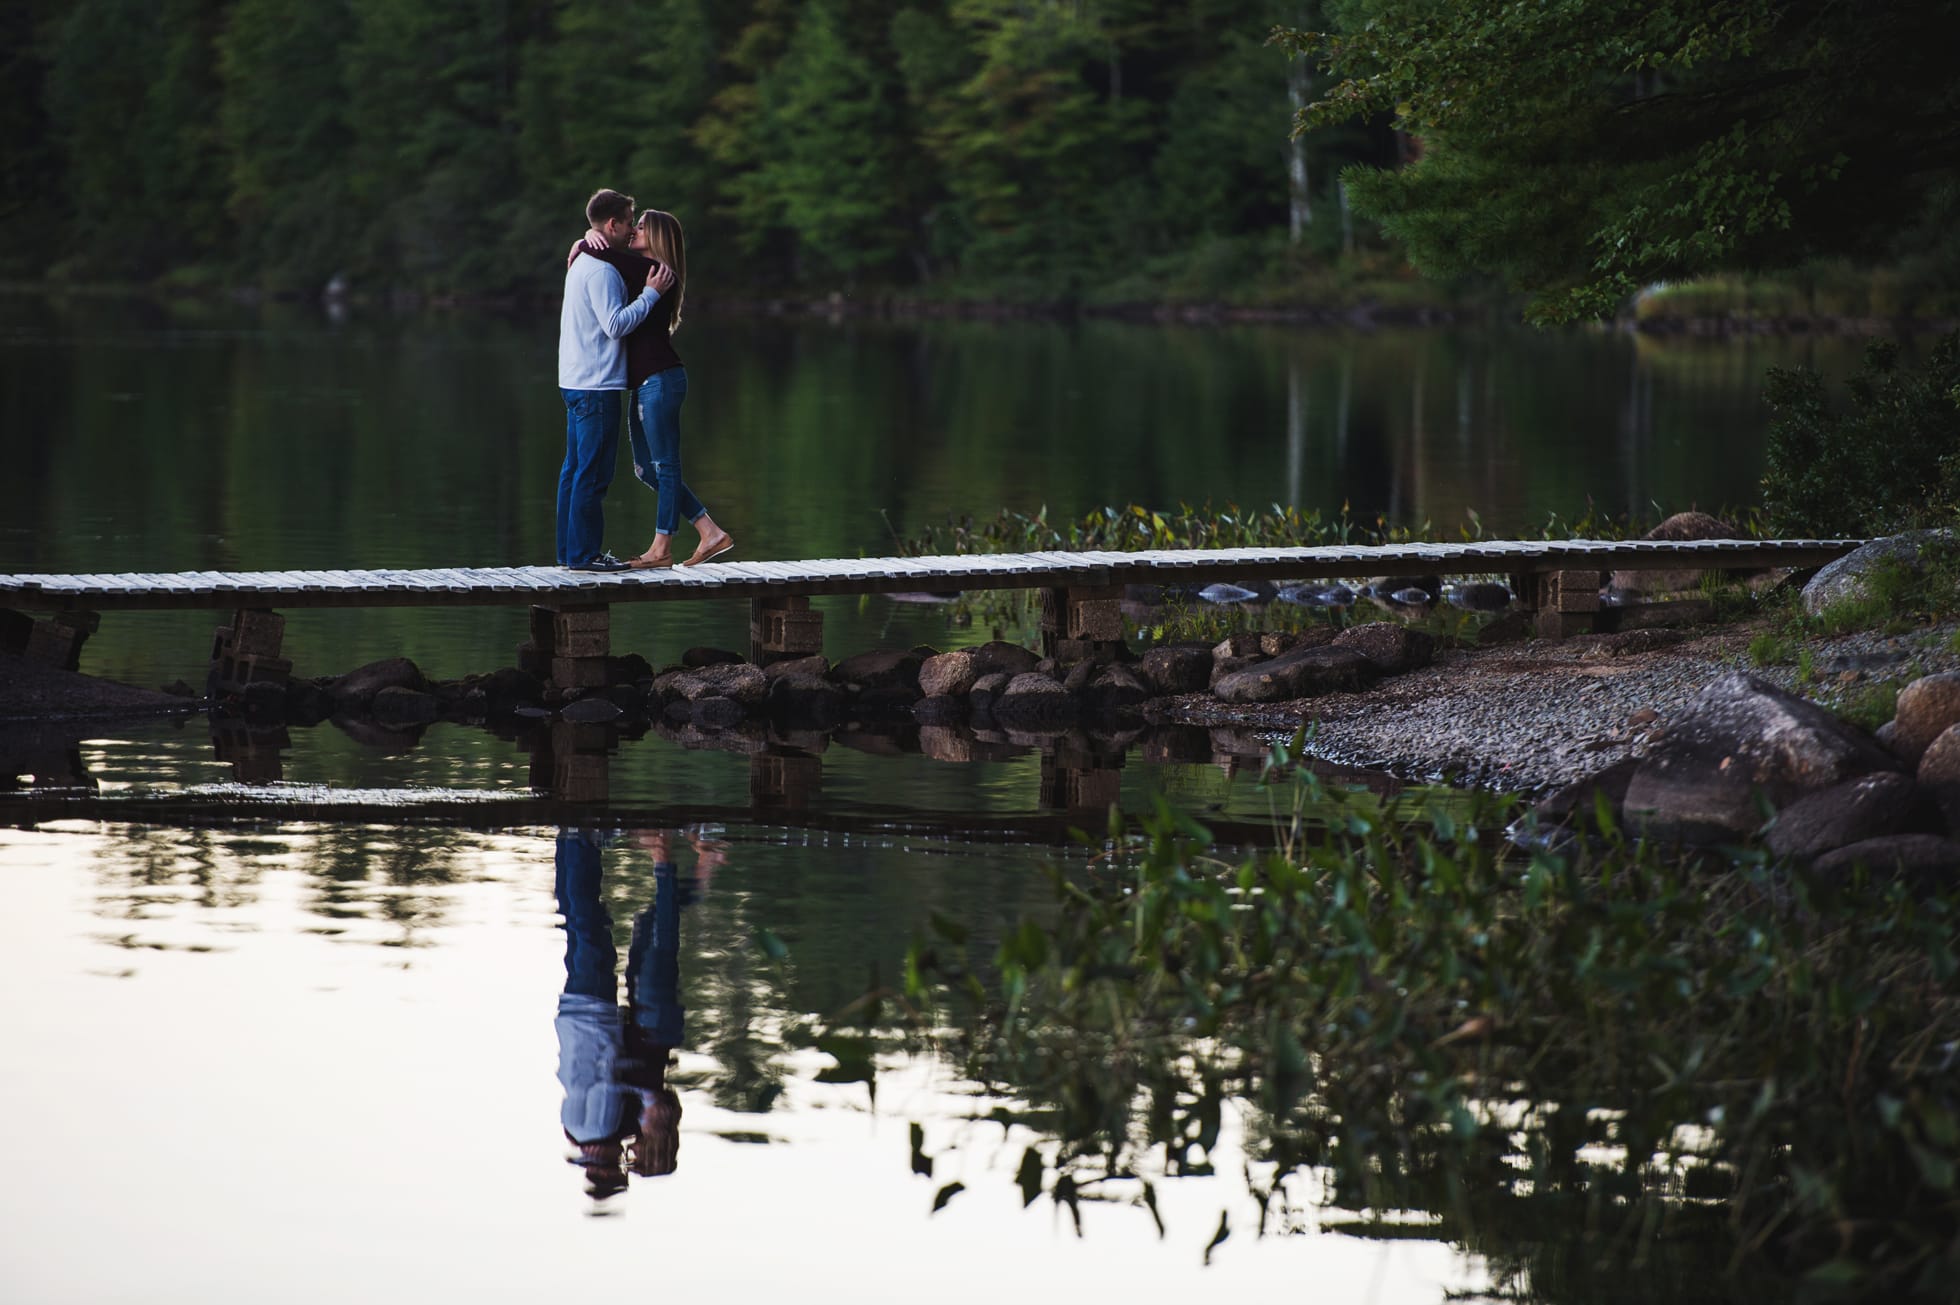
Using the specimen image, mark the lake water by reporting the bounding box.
[0,293,1867,1302]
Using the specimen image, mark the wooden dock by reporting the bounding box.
[0,537,1859,612]
[0,537,1862,685]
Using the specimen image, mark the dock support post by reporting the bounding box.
[751,595,823,667]
[527,603,612,689]
[1039,585,1125,663]
[21,610,100,672]
[1527,570,1600,639]
[210,608,290,694]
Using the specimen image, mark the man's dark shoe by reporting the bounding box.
[569,553,631,573]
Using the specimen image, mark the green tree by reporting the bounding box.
[1281,0,1960,321]
[341,0,528,291]
[217,0,357,287]
[43,0,230,276]
[754,1,910,282]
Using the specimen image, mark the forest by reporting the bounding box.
[5,1,1957,315]
[1,0,1388,303]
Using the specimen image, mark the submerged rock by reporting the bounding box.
[1198,582,1259,604]
[1279,582,1355,608]
[1138,644,1213,696]
[1212,646,1380,704]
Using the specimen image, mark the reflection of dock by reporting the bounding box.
[0,717,1408,847]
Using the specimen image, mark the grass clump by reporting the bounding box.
[828,764,1960,1299]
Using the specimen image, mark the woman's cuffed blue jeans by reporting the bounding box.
[628,368,706,536]
[557,389,621,566]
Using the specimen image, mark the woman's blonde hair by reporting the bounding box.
[636,209,686,334]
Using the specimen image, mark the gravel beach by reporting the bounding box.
[1161,620,1960,792]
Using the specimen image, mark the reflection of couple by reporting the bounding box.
[553,827,721,1200]
[556,187,735,573]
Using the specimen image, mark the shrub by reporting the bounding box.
[1760,331,1960,536]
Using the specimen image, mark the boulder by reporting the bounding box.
[607,653,653,684]
[968,641,1041,677]
[1061,660,1098,694]
[1531,757,1642,828]
[681,646,744,667]
[1889,672,1960,765]
[329,657,427,708]
[1332,622,1436,675]
[1212,632,1264,660]
[968,671,1012,711]
[1623,673,1901,843]
[763,654,829,681]
[991,673,1078,731]
[831,648,927,691]
[478,666,544,710]
[1609,511,1736,594]
[918,649,983,699]
[1916,723,1960,830]
[1138,644,1214,696]
[1802,530,1953,616]
[690,697,747,729]
[1810,834,1960,885]
[1363,573,1442,601]
[1448,581,1514,612]
[767,674,849,727]
[1765,772,1922,859]
[1212,646,1381,705]
[664,662,767,705]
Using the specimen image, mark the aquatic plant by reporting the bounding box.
[822,751,1960,1300]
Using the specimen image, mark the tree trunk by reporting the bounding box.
[1286,52,1312,242]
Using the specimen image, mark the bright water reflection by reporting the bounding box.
[0,823,1491,1303]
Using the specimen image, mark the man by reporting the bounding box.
[556,188,675,570]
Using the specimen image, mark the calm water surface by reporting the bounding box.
[0,294,1865,1301]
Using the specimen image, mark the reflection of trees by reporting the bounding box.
[837,783,1960,1300]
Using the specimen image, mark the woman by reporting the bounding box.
[574,209,734,568]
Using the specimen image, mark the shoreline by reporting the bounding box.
[8,280,1956,337]
[9,617,1950,800]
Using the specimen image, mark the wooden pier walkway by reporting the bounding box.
[0,537,1859,612]
[0,537,1862,685]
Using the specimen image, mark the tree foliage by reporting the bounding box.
[1280,0,1960,321]
[17,0,1378,298]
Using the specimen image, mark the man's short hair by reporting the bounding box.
[586,189,636,228]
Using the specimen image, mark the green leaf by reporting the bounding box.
[931,1181,965,1213]
[1016,1146,1044,1206]
[753,927,788,961]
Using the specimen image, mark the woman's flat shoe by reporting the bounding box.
[682,535,735,566]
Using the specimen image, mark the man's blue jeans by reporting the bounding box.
[627,368,705,537]
[557,389,622,566]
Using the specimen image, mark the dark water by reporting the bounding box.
[0,293,1866,1301]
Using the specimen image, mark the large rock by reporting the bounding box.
[1623,673,1902,843]
[681,646,744,667]
[666,662,767,705]
[1332,622,1436,675]
[968,641,1041,678]
[766,674,848,726]
[1766,772,1922,859]
[911,695,966,726]
[1916,723,1960,830]
[763,654,829,681]
[918,649,983,699]
[990,673,1077,731]
[1802,530,1953,615]
[1138,644,1213,696]
[1609,511,1736,595]
[1212,646,1381,705]
[1531,757,1642,828]
[830,648,927,691]
[1810,834,1960,885]
[968,671,1012,712]
[329,657,427,708]
[1889,673,1960,765]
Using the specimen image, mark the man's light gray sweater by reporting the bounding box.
[558,255,660,391]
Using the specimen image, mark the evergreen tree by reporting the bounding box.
[217,0,357,286]
[754,1,909,282]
